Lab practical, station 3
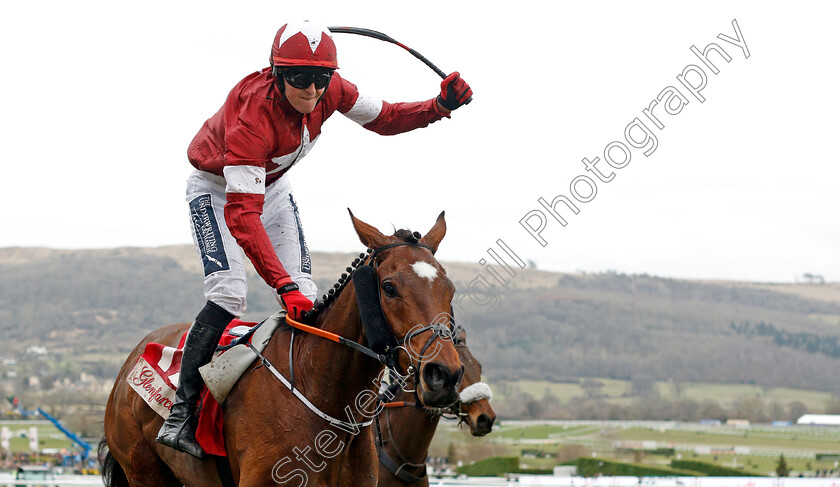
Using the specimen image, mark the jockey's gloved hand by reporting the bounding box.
[277,282,313,321]
[437,72,472,111]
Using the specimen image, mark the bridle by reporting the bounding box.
[247,240,459,430]
[347,240,459,384]
[373,382,458,485]
[374,400,432,484]
[374,368,492,484]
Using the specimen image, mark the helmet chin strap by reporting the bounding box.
[271,65,286,94]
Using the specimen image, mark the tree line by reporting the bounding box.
[731,321,840,359]
[2,252,840,394]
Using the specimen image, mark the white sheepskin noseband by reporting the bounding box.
[459,382,493,404]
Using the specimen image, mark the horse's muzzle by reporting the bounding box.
[420,362,464,407]
[471,411,495,436]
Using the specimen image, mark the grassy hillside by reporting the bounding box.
[1,246,839,396]
[496,379,835,413]
[459,273,840,392]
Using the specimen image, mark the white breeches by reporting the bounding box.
[186,170,316,317]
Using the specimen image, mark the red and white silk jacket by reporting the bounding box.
[188,67,449,289]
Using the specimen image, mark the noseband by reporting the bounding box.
[374,373,492,484]
[244,240,460,432]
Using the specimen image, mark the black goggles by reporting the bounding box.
[282,69,333,90]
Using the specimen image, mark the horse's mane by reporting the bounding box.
[305,228,421,322]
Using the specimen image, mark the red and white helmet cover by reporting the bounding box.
[270,20,338,69]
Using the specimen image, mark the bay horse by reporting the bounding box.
[101,211,464,487]
[377,328,495,487]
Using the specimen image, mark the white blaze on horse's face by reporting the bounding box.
[411,261,438,284]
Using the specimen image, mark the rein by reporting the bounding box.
[284,315,384,363]
[381,398,465,421]
[375,378,494,482]
[375,402,429,484]
[249,240,453,432]
[292,240,454,379]
[375,388,478,483]
[246,339,373,431]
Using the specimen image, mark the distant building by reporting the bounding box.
[26,346,47,355]
[796,414,840,426]
[521,449,553,459]
[726,419,750,428]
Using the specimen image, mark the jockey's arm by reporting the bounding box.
[334,72,471,136]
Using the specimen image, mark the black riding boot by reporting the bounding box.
[155,301,233,458]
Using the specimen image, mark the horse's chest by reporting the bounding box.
[261,427,376,485]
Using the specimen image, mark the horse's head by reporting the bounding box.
[454,328,496,436]
[350,210,464,408]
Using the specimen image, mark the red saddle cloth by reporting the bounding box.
[132,319,258,457]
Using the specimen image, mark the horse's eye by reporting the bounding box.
[382,282,398,297]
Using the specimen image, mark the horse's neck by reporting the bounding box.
[277,285,380,412]
[384,395,440,465]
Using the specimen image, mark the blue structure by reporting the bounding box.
[34,408,92,459]
[9,399,93,463]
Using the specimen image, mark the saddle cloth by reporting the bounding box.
[126,313,284,456]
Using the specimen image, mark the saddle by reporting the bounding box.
[127,314,284,456]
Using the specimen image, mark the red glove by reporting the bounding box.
[277,283,313,321]
[437,71,473,111]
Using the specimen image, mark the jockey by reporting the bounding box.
[156,20,473,458]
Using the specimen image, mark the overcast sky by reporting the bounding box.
[2,1,837,283]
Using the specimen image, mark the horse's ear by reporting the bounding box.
[419,211,446,253]
[348,209,388,249]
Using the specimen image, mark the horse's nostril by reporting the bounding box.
[477,413,495,431]
[423,363,447,391]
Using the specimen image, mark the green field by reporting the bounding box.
[0,421,78,453]
[615,427,840,451]
[494,424,597,440]
[431,420,840,476]
[497,379,630,403]
[492,378,835,413]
